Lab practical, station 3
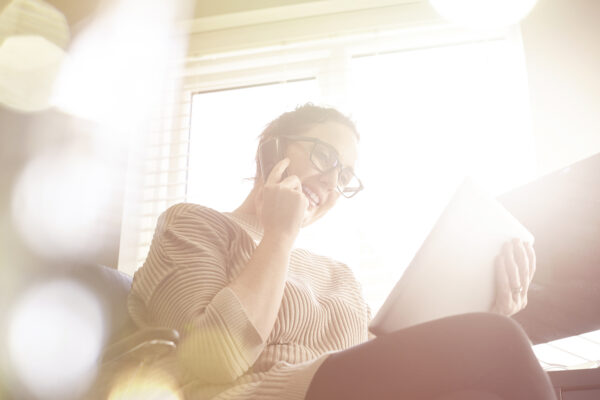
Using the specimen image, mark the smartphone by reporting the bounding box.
[258,138,283,181]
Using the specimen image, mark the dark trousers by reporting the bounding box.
[305,313,556,400]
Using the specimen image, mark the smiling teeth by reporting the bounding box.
[303,187,320,206]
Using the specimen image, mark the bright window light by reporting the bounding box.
[186,36,536,313]
[347,39,536,309]
[534,329,600,371]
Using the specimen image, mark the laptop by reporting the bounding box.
[369,178,534,335]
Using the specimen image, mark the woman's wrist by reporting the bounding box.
[261,230,296,253]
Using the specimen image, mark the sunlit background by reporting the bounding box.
[1,0,599,398]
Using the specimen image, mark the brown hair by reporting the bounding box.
[254,103,359,180]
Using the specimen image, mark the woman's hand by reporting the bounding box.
[491,239,536,316]
[230,158,308,340]
[257,158,308,245]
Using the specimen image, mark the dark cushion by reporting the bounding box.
[71,264,136,342]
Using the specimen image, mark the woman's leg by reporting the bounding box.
[305,313,556,400]
[434,390,503,400]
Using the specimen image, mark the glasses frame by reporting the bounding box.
[279,135,363,198]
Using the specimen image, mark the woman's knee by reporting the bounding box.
[450,313,534,361]
[461,313,530,344]
[377,312,531,357]
[434,390,504,400]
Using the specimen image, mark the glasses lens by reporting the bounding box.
[304,139,362,198]
[310,143,338,172]
[338,169,362,198]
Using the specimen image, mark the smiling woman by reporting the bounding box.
[120,104,557,400]
[244,105,362,228]
[259,135,362,198]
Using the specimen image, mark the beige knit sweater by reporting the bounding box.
[128,203,371,400]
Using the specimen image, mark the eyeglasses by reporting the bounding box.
[281,135,363,198]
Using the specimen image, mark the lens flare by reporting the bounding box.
[107,365,181,400]
[51,0,193,136]
[7,279,105,399]
[0,0,69,111]
[11,149,115,259]
[0,35,65,112]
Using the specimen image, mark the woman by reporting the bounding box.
[127,104,556,399]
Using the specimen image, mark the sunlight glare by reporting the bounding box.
[0,35,65,111]
[0,0,69,111]
[52,0,192,140]
[107,365,181,400]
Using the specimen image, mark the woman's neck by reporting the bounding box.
[233,186,258,217]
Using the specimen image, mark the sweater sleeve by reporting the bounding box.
[135,204,265,384]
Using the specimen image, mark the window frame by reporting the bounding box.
[118,9,526,274]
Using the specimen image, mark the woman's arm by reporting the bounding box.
[132,160,306,383]
[229,157,308,340]
[138,205,266,383]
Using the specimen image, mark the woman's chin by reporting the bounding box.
[302,207,318,227]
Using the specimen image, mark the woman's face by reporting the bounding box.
[283,121,359,227]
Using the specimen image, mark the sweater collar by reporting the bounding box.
[224,211,264,243]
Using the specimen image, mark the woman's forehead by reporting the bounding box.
[300,122,359,165]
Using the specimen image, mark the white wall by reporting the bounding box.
[520,0,600,174]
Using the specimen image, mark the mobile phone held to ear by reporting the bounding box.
[258,138,283,181]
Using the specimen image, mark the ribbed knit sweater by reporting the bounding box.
[128,203,371,400]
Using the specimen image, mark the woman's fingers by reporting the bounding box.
[525,242,537,282]
[266,158,304,194]
[493,239,536,316]
[494,254,512,315]
[266,158,291,185]
[503,241,522,300]
[279,174,303,193]
[512,239,530,294]
[260,157,308,240]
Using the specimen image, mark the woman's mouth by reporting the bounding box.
[302,186,321,209]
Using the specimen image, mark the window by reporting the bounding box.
[183,27,535,312]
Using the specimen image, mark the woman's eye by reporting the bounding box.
[313,148,332,167]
